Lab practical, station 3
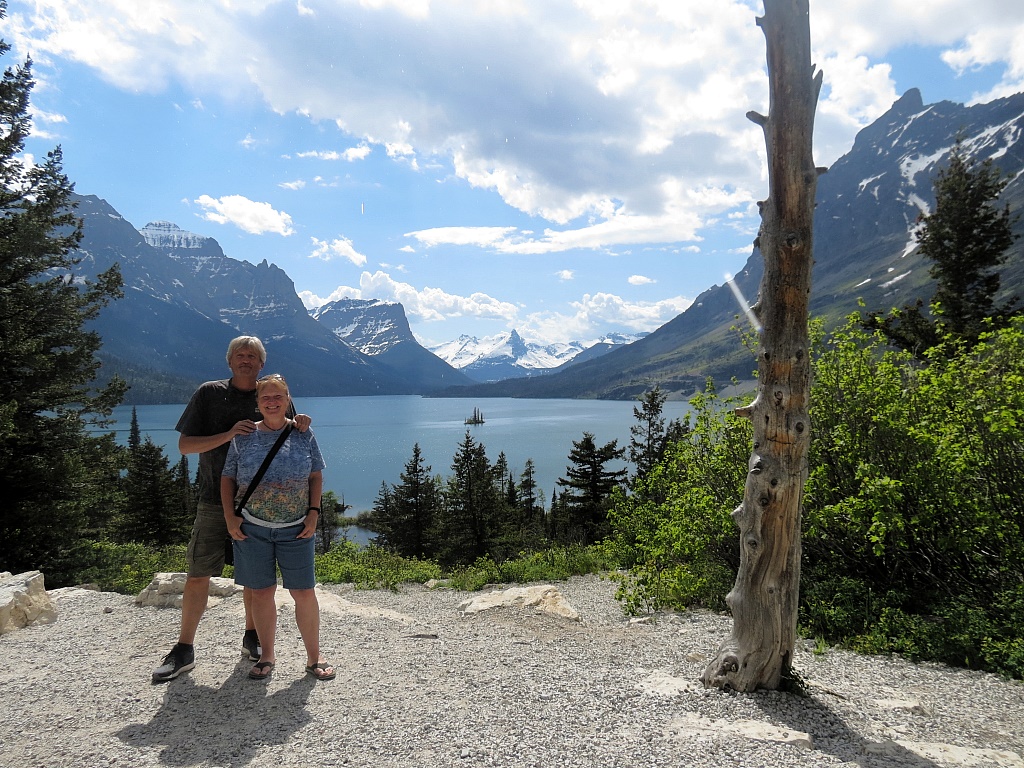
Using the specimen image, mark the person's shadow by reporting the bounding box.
[117,658,316,767]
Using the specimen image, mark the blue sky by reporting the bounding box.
[6,0,1024,346]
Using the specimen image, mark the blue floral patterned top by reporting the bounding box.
[223,425,326,527]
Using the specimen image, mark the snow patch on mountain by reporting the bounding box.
[429,329,644,381]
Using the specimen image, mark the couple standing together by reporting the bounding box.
[152,335,336,683]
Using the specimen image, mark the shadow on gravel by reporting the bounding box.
[748,688,942,768]
[116,658,316,767]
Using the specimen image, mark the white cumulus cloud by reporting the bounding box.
[193,195,294,236]
[309,236,367,266]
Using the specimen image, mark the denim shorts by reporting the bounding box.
[232,520,315,590]
[186,501,229,578]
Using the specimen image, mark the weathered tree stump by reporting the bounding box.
[702,0,822,692]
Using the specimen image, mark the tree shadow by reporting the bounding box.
[746,684,944,768]
[116,659,316,767]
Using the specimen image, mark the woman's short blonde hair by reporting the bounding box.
[256,373,289,398]
[226,336,267,366]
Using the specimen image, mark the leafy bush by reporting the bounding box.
[314,541,442,590]
[74,540,188,594]
[609,316,1024,678]
[802,316,1024,676]
[606,382,747,614]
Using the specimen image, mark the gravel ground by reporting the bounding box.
[1,574,1022,768]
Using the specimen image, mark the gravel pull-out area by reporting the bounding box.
[1,574,1022,768]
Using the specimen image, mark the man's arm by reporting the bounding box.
[179,420,257,455]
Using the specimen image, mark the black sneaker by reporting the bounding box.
[242,630,261,662]
[152,643,195,683]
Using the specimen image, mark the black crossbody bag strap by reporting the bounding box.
[233,423,293,517]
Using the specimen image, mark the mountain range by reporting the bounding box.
[71,87,1024,404]
[437,88,1024,400]
[428,330,645,382]
[71,207,615,403]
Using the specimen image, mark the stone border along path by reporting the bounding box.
[0,572,1022,768]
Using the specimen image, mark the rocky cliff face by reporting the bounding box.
[443,89,1024,399]
[312,298,472,391]
[75,199,410,401]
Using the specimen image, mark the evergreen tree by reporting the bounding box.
[173,455,196,523]
[435,431,500,566]
[515,458,546,549]
[316,490,349,555]
[128,406,141,453]
[0,7,126,582]
[556,432,626,545]
[866,140,1020,354]
[367,481,393,547]
[388,444,440,559]
[118,437,189,546]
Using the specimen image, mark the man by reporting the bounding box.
[152,336,311,683]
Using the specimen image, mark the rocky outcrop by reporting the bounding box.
[457,584,580,621]
[134,572,243,608]
[0,571,57,634]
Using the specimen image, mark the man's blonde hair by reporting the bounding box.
[226,335,267,366]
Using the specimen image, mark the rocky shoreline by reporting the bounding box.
[1,573,1023,768]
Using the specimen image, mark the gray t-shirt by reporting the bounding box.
[175,379,261,505]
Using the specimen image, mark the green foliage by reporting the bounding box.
[314,541,443,590]
[315,490,349,555]
[607,381,747,614]
[554,431,627,545]
[800,315,1024,676]
[628,385,686,485]
[74,541,188,595]
[864,139,1021,354]
[114,437,192,546]
[370,443,439,559]
[0,18,127,582]
[446,545,619,591]
[610,317,1024,678]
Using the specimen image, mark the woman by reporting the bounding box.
[221,373,335,681]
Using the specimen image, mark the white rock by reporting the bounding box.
[457,585,580,621]
[0,570,57,635]
[135,572,242,608]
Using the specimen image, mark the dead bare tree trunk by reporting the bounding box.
[701,0,822,692]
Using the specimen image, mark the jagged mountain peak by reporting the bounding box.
[429,329,638,383]
[139,221,219,251]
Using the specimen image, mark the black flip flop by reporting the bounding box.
[305,662,336,681]
[248,661,275,680]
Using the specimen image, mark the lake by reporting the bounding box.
[105,396,692,514]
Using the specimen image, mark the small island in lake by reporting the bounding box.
[465,407,485,425]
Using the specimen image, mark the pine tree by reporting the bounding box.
[117,437,190,546]
[128,406,142,453]
[316,490,349,555]
[0,5,126,582]
[387,444,439,558]
[866,140,1020,354]
[435,431,500,565]
[556,432,626,545]
[628,386,671,483]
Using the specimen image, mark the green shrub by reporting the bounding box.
[314,542,442,590]
[74,540,188,594]
[446,546,619,591]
